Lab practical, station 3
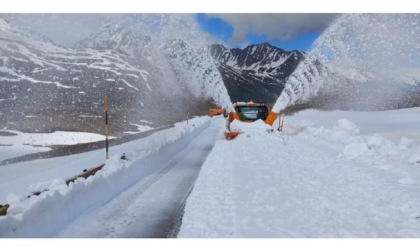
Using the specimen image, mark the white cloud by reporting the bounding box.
[207,14,339,44]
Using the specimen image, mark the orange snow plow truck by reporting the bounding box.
[225,101,278,140]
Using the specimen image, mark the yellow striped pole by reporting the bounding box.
[105,96,109,160]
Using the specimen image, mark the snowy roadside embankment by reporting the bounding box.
[284,109,420,169]
[0,116,210,238]
[287,108,420,144]
[0,130,114,146]
[178,109,420,238]
[0,130,116,162]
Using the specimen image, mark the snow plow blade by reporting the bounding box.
[225,131,241,140]
[224,101,278,140]
[265,111,278,126]
[209,108,225,117]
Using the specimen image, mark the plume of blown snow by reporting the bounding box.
[76,14,233,111]
[273,13,420,113]
[131,14,233,110]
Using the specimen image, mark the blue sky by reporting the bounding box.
[196,14,336,52]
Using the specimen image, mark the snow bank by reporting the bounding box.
[333,119,359,135]
[343,142,370,159]
[288,108,420,144]
[286,113,420,167]
[283,109,420,167]
[231,108,420,165]
[0,116,210,238]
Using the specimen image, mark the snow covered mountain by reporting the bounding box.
[0,17,231,136]
[0,18,160,135]
[210,43,306,104]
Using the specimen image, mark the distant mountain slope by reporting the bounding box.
[0,18,157,106]
[210,43,306,104]
[0,17,231,136]
[0,18,161,135]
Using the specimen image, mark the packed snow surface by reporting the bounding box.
[178,108,420,238]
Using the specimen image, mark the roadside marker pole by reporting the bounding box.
[276,113,284,132]
[105,96,109,160]
[278,113,282,132]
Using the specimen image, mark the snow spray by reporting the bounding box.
[272,13,420,113]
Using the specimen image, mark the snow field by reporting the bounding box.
[0,130,115,162]
[0,116,210,237]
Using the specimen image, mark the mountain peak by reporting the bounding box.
[258,42,272,47]
[210,43,306,104]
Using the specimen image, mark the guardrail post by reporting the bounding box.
[0,204,9,216]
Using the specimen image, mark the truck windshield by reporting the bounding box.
[235,106,269,121]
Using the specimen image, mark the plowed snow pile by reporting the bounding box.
[178,108,420,238]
